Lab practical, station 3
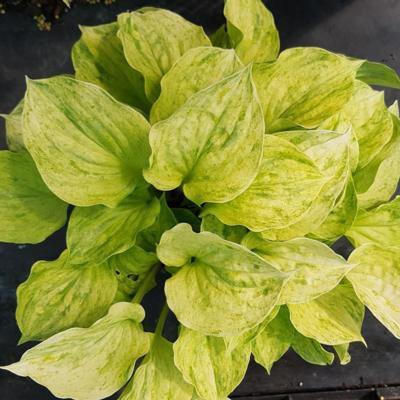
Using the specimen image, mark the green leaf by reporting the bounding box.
[2,99,25,151]
[2,303,151,400]
[203,134,327,232]
[253,48,362,130]
[252,307,294,373]
[16,250,118,343]
[120,336,194,400]
[354,113,400,209]
[292,334,334,366]
[0,151,67,244]
[173,326,251,400]
[288,283,365,345]
[261,130,351,240]
[150,46,242,123]
[72,22,150,112]
[117,8,210,103]
[309,176,358,242]
[334,343,351,365]
[224,0,279,64]
[346,196,400,248]
[243,233,353,304]
[143,67,264,205]
[67,188,160,265]
[340,81,393,168]
[348,244,400,339]
[159,224,287,336]
[357,60,400,89]
[23,76,151,207]
[209,25,231,48]
[200,214,247,244]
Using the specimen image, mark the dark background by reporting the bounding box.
[1,1,400,399]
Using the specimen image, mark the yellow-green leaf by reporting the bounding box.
[203,135,327,231]
[2,99,25,151]
[253,48,362,130]
[16,250,118,343]
[150,46,242,123]
[72,22,150,111]
[0,151,67,244]
[289,283,365,345]
[334,343,351,365]
[346,196,400,248]
[348,244,400,339]
[120,336,194,400]
[23,76,151,207]
[200,214,247,244]
[174,326,251,400]
[67,188,160,265]
[2,303,151,400]
[144,67,264,205]
[224,0,279,64]
[118,8,210,103]
[159,224,287,336]
[243,233,353,304]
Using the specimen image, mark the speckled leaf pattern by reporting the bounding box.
[120,336,194,400]
[0,151,67,244]
[200,214,248,244]
[2,99,25,151]
[224,0,279,64]
[348,244,400,339]
[159,224,287,336]
[16,250,118,343]
[117,8,210,103]
[72,22,150,112]
[23,76,151,207]
[203,135,327,231]
[243,233,353,304]
[289,283,365,345]
[354,113,400,209]
[67,188,160,265]
[253,48,362,130]
[144,67,264,205]
[346,196,400,248]
[2,303,151,400]
[173,326,251,400]
[150,47,242,123]
[261,130,350,240]
[340,81,393,169]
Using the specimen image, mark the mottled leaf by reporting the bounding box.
[200,214,247,244]
[2,99,25,151]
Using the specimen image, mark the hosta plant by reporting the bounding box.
[1,1,400,399]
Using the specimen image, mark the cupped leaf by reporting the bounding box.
[357,60,400,89]
[120,336,194,400]
[173,326,251,400]
[292,334,334,366]
[354,113,400,209]
[16,250,118,343]
[150,47,242,123]
[348,244,400,338]
[2,303,151,400]
[117,8,210,103]
[203,134,327,231]
[346,196,400,248]
[23,76,151,207]
[72,22,150,112]
[340,81,393,168]
[289,283,365,345]
[334,343,351,365]
[0,151,67,244]
[67,188,160,265]
[2,99,25,151]
[224,0,279,64]
[201,214,247,244]
[159,224,287,336]
[243,233,353,304]
[253,48,362,130]
[261,130,351,240]
[144,67,264,205]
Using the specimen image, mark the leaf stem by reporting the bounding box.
[155,302,169,337]
[131,263,161,304]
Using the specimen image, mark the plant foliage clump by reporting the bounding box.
[1,1,400,399]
